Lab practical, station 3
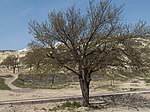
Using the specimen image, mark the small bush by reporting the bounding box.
[13,74,78,89]
[129,88,140,91]
[49,101,81,111]
[61,101,81,108]
[144,79,150,83]
[0,75,13,78]
[0,78,10,90]
[131,80,139,83]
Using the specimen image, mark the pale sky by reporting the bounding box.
[0,0,150,50]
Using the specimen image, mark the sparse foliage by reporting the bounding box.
[1,55,19,73]
[23,47,46,72]
[28,0,150,106]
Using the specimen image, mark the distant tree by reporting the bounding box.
[40,57,62,84]
[22,52,33,70]
[1,55,19,73]
[24,44,62,84]
[23,47,47,71]
[28,0,150,106]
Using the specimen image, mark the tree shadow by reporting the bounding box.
[89,93,150,111]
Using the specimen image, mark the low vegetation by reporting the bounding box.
[12,73,146,93]
[144,79,150,83]
[13,73,78,89]
[47,94,150,111]
[49,101,81,111]
[0,75,13,78]
[13,73,114,89]
[0,78,10,90]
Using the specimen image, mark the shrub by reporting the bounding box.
[61,101,81,108]
[144,79,150,83]
[49,101,81,111]
[0,78,10,90]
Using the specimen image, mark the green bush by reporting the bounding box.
[61,101,81,108]
[0,75,13,78]
[0,78,10,90]
[49,101,81,111]
[144,79,150,83]
[129,88,140,91]
[131,80,139,83]
[13,74,75,89]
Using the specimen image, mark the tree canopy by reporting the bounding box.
[28,0,150,106]
[1,55,19,73]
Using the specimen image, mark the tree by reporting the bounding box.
[37,56,62,84]
[1,55,19,73]
[24,44,62,84]
[23,47,47,72]
[28,0,150,106]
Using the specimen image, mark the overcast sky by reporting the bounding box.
[0,0,150,50]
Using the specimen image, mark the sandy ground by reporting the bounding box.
[0,88,81,101]
[0,101,150,112]
[0,68,108,101]
[0,68,150,112]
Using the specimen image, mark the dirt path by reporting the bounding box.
[3,73,35,93]
[0,67,21,89]
[4,73,21,90]
[0,90,150,105]
[0,67,34,92]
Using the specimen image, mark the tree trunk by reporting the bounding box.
[6,65,9,69]
[17,66,19,72]
[79,77,90,106]
[51,74,55,84]
[13,66,15,73]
